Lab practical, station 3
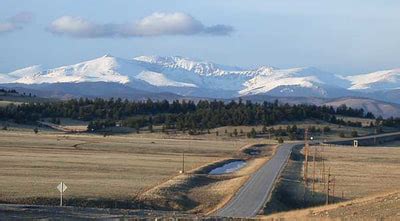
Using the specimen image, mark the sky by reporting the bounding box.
[1,0,399,75]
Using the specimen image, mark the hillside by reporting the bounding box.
[323,97,400,118]
[261,191,400,220]
[241,95,400,118]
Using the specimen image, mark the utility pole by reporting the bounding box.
[332,176,336,203]
[304,128,309,184]
[182,152,185,173]
[312,146,317,195]
[303,128,309,204]
[326,167,331,205]
[322,157,325,183]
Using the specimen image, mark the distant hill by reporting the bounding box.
[323,97,400,118]
[241,95,400,118]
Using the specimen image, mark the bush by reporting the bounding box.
[246,128,257,138]
[351,130,358,137]
[278,137,284,143]
[323,126,331,133]
[339,132,345,138]
[233,128,238,137]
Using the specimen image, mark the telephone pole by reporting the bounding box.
[182,152,185,173]
[304,128,309,184]
[332,176,336,203]
[321,157,325,183]
[303,128,309,204]
[312,146,317,195]
[326,167,331,205]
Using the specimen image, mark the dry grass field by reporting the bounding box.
[0,129,247,207]
[139,144,277,213]
[263,145,400,219]
[261,191,400,220]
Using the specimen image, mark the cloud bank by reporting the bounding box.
[0,12,34,34]
[48,12,234,38]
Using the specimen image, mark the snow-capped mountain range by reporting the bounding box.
[1,55,399,103]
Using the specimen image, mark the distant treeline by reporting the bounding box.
[0,88,36,97]
[0,88,18,95]
[0,97,383,131]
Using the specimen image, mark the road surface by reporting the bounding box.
[214,142,301,218]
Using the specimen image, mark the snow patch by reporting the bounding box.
[135,71,197,88]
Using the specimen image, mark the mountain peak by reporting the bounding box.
[346,68,400,91]
[102,53,113,58]
[134,55,242,76]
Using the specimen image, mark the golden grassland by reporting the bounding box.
[0,129,248,205]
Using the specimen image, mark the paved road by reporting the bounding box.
[214,142,301,218]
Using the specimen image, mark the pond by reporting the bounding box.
[209,160,247,175]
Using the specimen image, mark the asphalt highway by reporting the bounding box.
[214,142,301,218]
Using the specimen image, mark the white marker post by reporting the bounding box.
[57,182,68,206]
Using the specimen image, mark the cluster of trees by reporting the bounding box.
[339,130,359,138]
[0,89,18,95]
[1,97,396,132]
[0,88,35,97]
[380,117,400,128]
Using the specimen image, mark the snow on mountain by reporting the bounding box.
[14,55,144,84]
[134,55,242,76]
[135,71,197,88]
[7,65,43,79]
[5,54,399,100]
[0,65,42,83]
[239,67,346,96]
[346,68,400,91]
[133,56,347,97]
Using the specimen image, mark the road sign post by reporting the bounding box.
[57,182,67,206]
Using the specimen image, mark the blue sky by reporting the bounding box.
[1,0,399,75]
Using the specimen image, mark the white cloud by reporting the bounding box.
[0,12,34,34]
[0,22,18,33]
[48,12,234,38]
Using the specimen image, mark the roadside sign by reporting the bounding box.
[57,182,67,192]
[353,140,358,147]
[57,182,67,206]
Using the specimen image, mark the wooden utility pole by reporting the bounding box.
[332,176,336,203]
[326,167,331,205]
[322,157,325,183]
[304,128,309,184]
[303,128,309,204]
[312,146,317,194]
[182,152,185,173]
